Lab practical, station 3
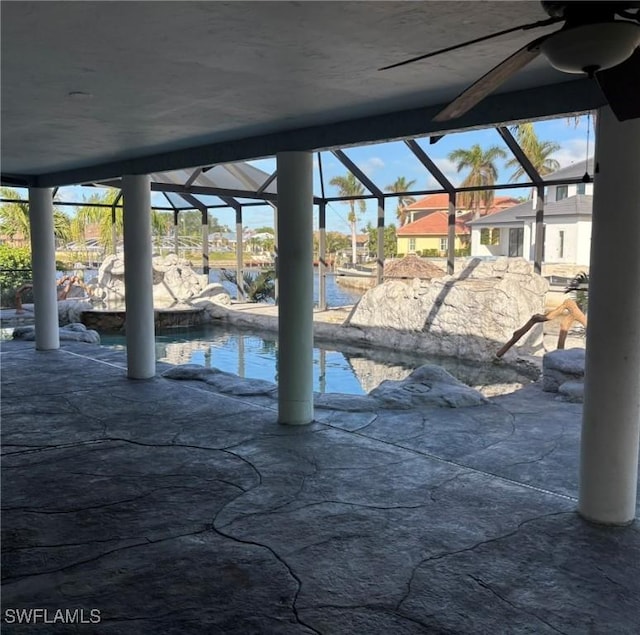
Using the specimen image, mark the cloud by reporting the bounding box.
[551,138,595,168]
[357,156,385,178]
[425,157,462,188]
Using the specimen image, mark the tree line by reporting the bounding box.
[0,188,231,253]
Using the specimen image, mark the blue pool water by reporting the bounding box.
[101,325,408,395]
[62,267,534,394]
[100,324,535,395]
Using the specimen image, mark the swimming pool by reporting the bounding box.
[100,324,536,395]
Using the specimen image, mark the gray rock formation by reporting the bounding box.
[542,348,585,393]
[162,365,277,396]
[164,363,487,410]
[314,393,381,411]
[88,254,231,308]
[557,380,585,403]
[347,257,548,360]
[369,364,488,409]
[12,322,100,344]
[58,299,93,325]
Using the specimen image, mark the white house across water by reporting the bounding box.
[470,158,594,267]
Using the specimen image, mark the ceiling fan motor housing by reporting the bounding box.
[428,1,640,122]
[540,21,640,75]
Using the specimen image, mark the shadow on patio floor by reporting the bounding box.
[1,339,637,634]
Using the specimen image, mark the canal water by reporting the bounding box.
[71,267,365,309]
[212,268,365,308]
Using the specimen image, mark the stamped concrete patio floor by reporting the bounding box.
[1,339,639,634]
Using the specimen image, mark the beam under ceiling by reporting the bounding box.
[15,79,604,189]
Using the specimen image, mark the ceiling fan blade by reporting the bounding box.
[378,17,561,71]
[596,48,640,121]
[433,36,547,122]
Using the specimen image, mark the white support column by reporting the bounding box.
[276,151,314,425]
[578,106,640,525]
[28,188,59,350]
[523,222,533,262]
[470,226,481,257]
[122,175,155,379]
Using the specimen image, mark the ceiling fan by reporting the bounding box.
[380,2,640,122]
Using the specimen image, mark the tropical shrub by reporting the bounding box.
[0,245,32,307]
[364,223,397,258]
[0,187,70,244]
[220,268,275,303]
[565,271,589,314]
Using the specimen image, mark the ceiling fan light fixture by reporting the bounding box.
[541,21,640,75]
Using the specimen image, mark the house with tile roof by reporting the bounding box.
[334,233,370,263]
[404,193,519,224]
[396,195,519,257]
[468,158,594,265]
[396,211,470,257]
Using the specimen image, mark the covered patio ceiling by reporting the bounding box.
[1,1,607,188]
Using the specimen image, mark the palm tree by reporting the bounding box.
[447,144,507,218]
[329,173,366,264]
[220,268,275,303]
[151,210,171,251]
[0,187,70,245]
[325,231,350,256]
[75,189,171,255]
[314,230,350,264]
[507,123,560,182]
[384,176,416,226]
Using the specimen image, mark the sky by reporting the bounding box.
[217,114,594,233]
[11,114,594,235]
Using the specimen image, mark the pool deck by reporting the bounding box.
[1,336,638,634]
